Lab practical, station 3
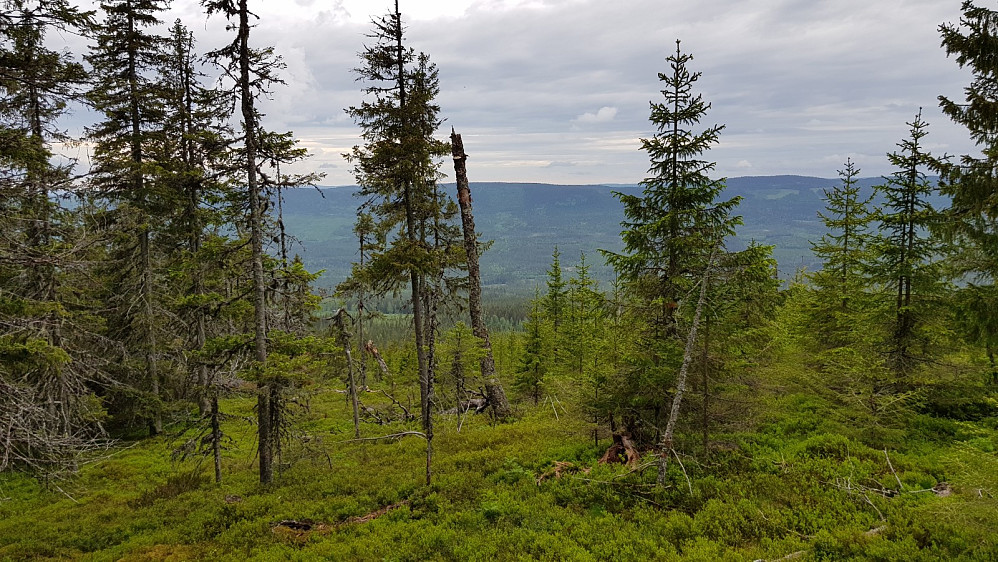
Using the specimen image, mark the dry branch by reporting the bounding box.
[884,449,903,491]
[338,431,427,444]
[364,340,391,380]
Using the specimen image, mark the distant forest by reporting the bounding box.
[2,1,998,560]
[281,175,944,292]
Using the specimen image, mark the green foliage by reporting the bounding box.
[544,246,567,332]
[513,294,550,405]
[343,8,452,299]
[2,376,996,560]
[5,4,998,561]
[595,40,750,447]
[438,322,485,406]
[0,1,108,476]
[869,111,949,378]
[808,158,876,348]
[604,40,741,304]
[939,2,998,282]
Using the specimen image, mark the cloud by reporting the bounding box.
[63,0,977,185]
[575,107,619,124]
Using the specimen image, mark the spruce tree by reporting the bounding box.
[605,40,741,330]
[939,1,998,240]
[158,19,221,418]
[336,211,385,388]
[514,293,549,405]
[345,0,452,485]
[938,2,998,359]
[156,19,250,482]
[562,253,611,446]
[543,246,567,333]
[693,242,779,453]
[0,0,103,476]
[86,0,171,436]
[202,0,283,484]
[602,40,740,443]
[870,111,947,378]
[809,159,875,347]
[439,322,483,412]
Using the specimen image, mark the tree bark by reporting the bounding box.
[358,234,368,387]
[388,0,433,483]
[450,129,511,420]
[347,346,360,439]
[701,322,710,456]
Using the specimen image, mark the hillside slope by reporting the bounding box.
[281,176,896,292]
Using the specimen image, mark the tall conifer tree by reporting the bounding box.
[938,2,998,359]
[345,1,452,484]
[87,0,171,436]
[0,0,104,475]
[870,111,947,378]
[606,40,740,341]
[202,0,282,484]
[543,246,567,333]
[602,40,740,442]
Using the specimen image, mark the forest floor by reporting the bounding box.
[1,366,997,561]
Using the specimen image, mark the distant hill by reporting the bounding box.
[279,175,935,293]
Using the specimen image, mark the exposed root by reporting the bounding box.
[598,433,641,468]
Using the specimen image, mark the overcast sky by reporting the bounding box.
[67,0,979,185]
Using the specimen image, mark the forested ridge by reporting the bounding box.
[2,1,998,560]
[278,175,943,291]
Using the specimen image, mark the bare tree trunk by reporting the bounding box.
[358,294,367,387]
[411,271,431,483]
[347,347,361,438]
[234,0,271,485]
[357,226,369,386]
[141,227,161,436]
[335,309,362,440]
[271,383,283,472]
[277,180,291,332]
[450,129,511,420]
[195,313,209,415]
[701,322,710,457]
[657,249,715,486]
[211,392,222,484]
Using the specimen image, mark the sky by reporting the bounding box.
[64,0,981,185]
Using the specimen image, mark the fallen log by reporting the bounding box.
[440,398,488,415]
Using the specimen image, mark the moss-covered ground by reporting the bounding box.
[1,369,997,561]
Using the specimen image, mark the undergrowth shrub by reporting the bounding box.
[793,432,853,460]
[478,490,526,526]
[692,498,773,545]
[130,469,210,507]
